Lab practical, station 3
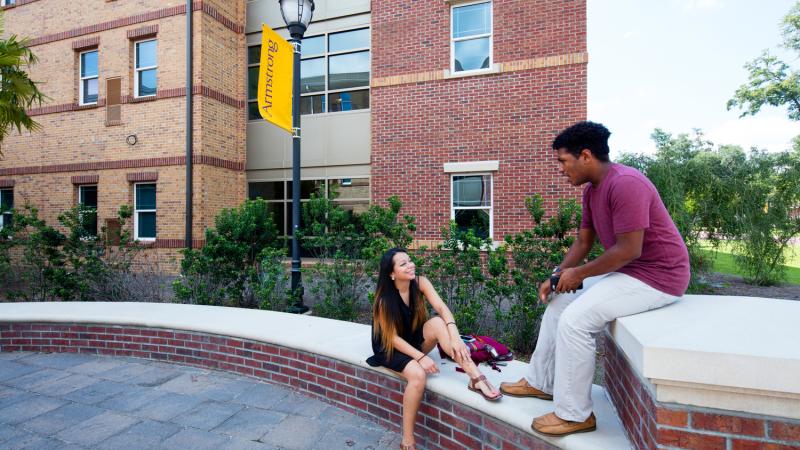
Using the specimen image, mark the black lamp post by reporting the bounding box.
[278,0,314,314]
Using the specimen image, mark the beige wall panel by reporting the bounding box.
[246,110,369,170]
[324,111,370,166]
[246,121,290,170]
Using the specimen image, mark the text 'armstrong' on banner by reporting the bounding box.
[257,24,293,134]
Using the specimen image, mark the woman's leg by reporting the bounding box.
[400,362,427,447]
[421,318,499,397]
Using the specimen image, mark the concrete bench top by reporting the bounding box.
[610,294,800,419]
[0,302,631,450]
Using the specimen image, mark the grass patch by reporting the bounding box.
[698,241,800,285]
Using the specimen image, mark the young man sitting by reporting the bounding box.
[500,121,690,436]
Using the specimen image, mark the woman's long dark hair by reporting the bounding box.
[372,248,427,358]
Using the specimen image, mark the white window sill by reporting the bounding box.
[444,160,499,173]
[444,64,500,80]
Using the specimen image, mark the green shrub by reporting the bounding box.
[299,193,415,321]
[173,199,288,309]
[1,204,141,302]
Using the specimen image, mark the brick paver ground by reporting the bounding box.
[0,352,400,449]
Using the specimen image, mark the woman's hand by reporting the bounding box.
[418,355,439,374]
[450,336,472,364]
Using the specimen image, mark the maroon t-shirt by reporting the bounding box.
[580,163,690,296]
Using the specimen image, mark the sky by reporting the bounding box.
[588,0,800,159]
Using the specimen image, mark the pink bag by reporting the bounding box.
[438,334,513,365]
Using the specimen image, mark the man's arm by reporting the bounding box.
[559,227,597,270]
[556,229,644,292]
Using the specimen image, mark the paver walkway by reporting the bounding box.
[0,352,400,450]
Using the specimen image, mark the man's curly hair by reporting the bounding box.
[551,121,611,162]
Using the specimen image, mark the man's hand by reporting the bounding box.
[539,279,552,303]
[555,267,583,293]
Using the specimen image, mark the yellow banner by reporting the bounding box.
[257,25,293,134]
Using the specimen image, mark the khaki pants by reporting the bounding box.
[525,272,680,421]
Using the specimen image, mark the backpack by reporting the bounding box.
[438,335,513,369]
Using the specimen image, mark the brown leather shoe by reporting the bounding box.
[499,378,553,400]
[532,412,597,436]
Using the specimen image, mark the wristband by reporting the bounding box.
[446,322,456,327]
[416,354,427,362]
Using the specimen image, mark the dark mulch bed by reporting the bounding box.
[695,273,800,301]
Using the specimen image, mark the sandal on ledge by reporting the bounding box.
[400,443,416,450]
[468,374,503,401]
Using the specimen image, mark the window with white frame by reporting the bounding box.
[134,183,156,240]
[134,39,157,98]
[247,27,370,120]
[79,50,98,105]
[451,1,492,73]
[451,174,492,239]
[0,189,13,230]
[1,0,17,7]
[78,185,98,237]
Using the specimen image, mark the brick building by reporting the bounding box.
[0,0,585,260]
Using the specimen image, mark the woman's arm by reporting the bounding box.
[418,276,472,363]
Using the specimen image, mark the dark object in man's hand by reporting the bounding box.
[550,274,583,293]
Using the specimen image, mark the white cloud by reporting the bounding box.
[683,0,723,11]
[706,116,799,152]
[623,31,640,40]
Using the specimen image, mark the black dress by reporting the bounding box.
[366,299,425,372]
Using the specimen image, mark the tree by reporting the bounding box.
[0,15,45,151]
[727,2,800,120]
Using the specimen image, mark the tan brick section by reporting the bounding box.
[1,0,246,269]
[371,52,590,88]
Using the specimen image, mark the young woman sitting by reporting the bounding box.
[367,248,502,450]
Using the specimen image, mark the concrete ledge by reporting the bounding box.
[605,295,800,449]
[0,302,630,450]
[609,295,800,419]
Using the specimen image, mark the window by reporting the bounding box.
[451,174,492,238]
[134,40,157,98]
[451,1,492,73]
[0,189,12,230]
[247,27,370,120]
[79,50,99,105]
[248,177,370,240]
[1,0,16,6]
[134,183,156,240]
[78,185,98,237]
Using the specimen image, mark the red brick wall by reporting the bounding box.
[371,65,585,240]
[604,331,800,450]
[371,0,586,79]
[371,0,586,240]
[0,322,556,450]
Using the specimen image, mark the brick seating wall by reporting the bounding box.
[603,331,800,450]
[0,323,556,450]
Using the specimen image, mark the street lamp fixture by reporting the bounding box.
[278,0,314,314]
[279,0,314,39]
